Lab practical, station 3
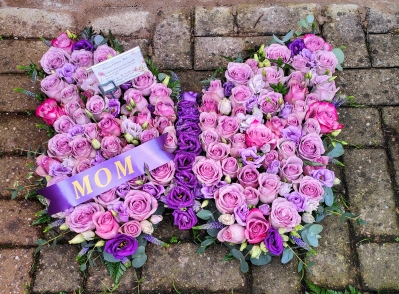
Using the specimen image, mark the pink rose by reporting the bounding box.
[265,44,291,63]
[134,108,153,126]
[140,128,159,143]
[230,133,247,157]
[284,81,308,105]
[270,198,301,231]
[164,131,178,153]
[286,113,302,128]
[154,116,173,134]
[231,104,246,117]
[73,108,91,125]
[244,187,260,206]
[277,138,297,160]
[149,83,173,105]
[98,113,121,137]
[40,74,67,102]
[217,224,246,244]
[53,115,75,133]
[206,142,230,161]
[200,92,219,113]
[245,122,276,150]
[199,128,220,150]
[266,116,287,137]
[73,67,89,85]
[149,161,175,186]
[35,155,61,177]
[64,100,83,117]
[258,90,283,115]
[303,34,325,52]
[217,116,240,139]
[123,89,149,111]
[303,156,329,176]
[296,176,324,201]
[263,150,279,169]
[48,133,72,159]
[154,101,176,122]
[124,190,158,221]
[93,44,117,64]
[221,157,240,178]
[40,47,70,74]
[258,173,281,204]
[60,84,80,105]
[119,220,142,238]
[293,100,309,121]
[51,32,74,54]
[192,156,223,186]
[245,58,259,72]
[238,165,259,188]
[298,133,325,161]
[132,71,157,96]
[36,98,65,125]
[231,85,254,105]
[225,62,254,85]
[72,158,91,175]
[70,137,96,159]
[66,203,104,233]
[101,135,123,159]
[303,118,321,135]
[215,183,245,214]
[199,112,218,131]
[258,66,284,88]
[86,95,108,120]
[314,50,338,75]
[305,93,320,106]
[280,156,303,183]
[244,208,270,244]
[292,55,310,73]
[71,49,93,67]
[206,80,225,99]
[312,76,340,101]
[92,211,120,239]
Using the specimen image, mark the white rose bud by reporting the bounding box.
[218,214,235,226]
[240,242,247,251]
[91,138,101,150]
[140,220,154,235]
[95,240,105,247]
[302,212,315,224]
[250,245,262,259]
[59,223,69,230]
[260,241,267,253]
[333,177,341,186]
[201,200,209,208]
[218,98,232,115]
[150,215,163,225]
[68,234,85,244]
[81,230,95,240]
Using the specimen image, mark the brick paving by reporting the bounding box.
[0,3,399,294]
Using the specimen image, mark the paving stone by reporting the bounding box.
[194,6,234,36]
[175,70,214,94]
[141,243,246,293]
[252,257,301,294]
[154,213,192,241]
[308,213,355,288]
[369,34,399,67]
[381,107,399,186]
[33,244,82,293]
[0,200,41,246]
[0,7,76,38]
[338,108,384,147]
[0,114,48,153]
[367,8,399,33]
[152,11,192,70]
[236,4,319,35]
[83,8,152,38]
[86,259,138,293]
[119,38,150,56]
[0,74,41,112]
[194,36,273,70]
[357,243,399,290]
[0,248,35,294]
[0,40,48,74]
[323,4,370,68]
[343,149,399,237]
[336,68,399,105]
[3,0,73,9]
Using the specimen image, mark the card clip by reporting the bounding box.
[98,80,118,99]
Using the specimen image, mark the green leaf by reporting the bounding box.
[306,15,315,24]
[297,260,304,272]
[308,224,323,234]
[332,48,345,64]
[222,252,234,261]
[158,73,167,81]
[303,160,325,167]
[281,248,294,264]
[34,239,47,245]
[132,254,147,268]
[131,246,146,259]
[103,251,120,263]
[325,143,344,158]
[307,234,319,247]
[273,35,285,45]
[231,248,246,262]
[196,209,213,220]
[282,30,294,42]
[11,190,18,200]
[250,253,272,265]
[298,19,309,28]
[323,187,334,206]
[80,263,87,271]
[240,260,249,273]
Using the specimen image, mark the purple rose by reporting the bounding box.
[124,190,158,221]
[48,133,72,159]
[281,126,302,145]
[66,202,104,233]
[115,182,131,199]
[234,202,249,226]
[264,227,284,256]
[100,135,123,159]
[266,160,280,174]
[303,118,321,135]
[104,234,138,260]
[284,191,307,212]
[173,152,196,171]
[166,186,194,209]
[71,49,93,68]
[172,208,198,230]
[258,173,281,204]
[72,39,94,52]
[238,165,259,188]
[53,115,76,134]
[288,38,305,56]
[108,98,121,117]
[40,74,67,102]
[259,204,271,215]
[40,47,70,74]
[141,182,165,199]
[265,43,291,63]
[48,162,72,177]
[174,171,198,189]
[310,169,335,187]
[223,81,235,97]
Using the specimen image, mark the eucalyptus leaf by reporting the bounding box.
[153,205,165,216]
[325,143,344,158]
[273,35,285,45]
[231,248,246,262]
[137,234,148,247]
[240,260,249,273]
[103,251,120,263]
[332,48,345,64]
[298,19,309,28]
[80,263,87,271]
[250,253,272,266]
[307,234,319,247]
[297,260,304,272]
[196,209,213,220]
[131,246,146,258]
[282,30,294,42]
[281,248,294,264]
[94,35,105,45]
[306,15,315,24]
[207,227,220,238]
[158,73,167,81]
[132,254,147,268]
[323,186,334,206]
[308,224,323,234]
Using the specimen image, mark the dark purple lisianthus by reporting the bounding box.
[175,116,200,126]
[120,81,132,90]
[56,63,78,84]
[234,202,249,226]
[176,122,202,137]
[105,234,138,260]
[177,133,202,155]
[173,152,196,171]
[72,39,94,52]
[288,38,305,56]
[223,81,235,97]
[264,227,284,256]
[166,186,194,209]
[115,182,131,199]
[284,191,307,212]
[177,100,199,114]
[174,170,198,189]
[172,208,198,230]
[108,99,121,117]
[141,182,165,199]
[181,91,199,102]
[146,104,156,119]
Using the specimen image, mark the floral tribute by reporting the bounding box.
[188,15,363,272]
[17,28,183,283]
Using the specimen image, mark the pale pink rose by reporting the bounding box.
[51,32,74,54]
[140,128,159,143]
[295,176,324,201]
[72,158,91,175]
[93,44,117,64]
[119,220,142,238]
[71,49,93,67]
[245,122,277,150]
[305,93,320,106]
[244,186,260,206]
[237,165,259,188]
[231,85,254,105]
[265,116,287,137]
[149,161,175,186]
[314,50,338,75]
[217,224,246,244]
[92,211,120,239]
[100,135,123,159]
[199,128,220,150]
[41,74,67,102]
[154,101,176,122]
[303,118,321,135]
[280,156,303,183]
[84,123,101,141]
[298,133,325,161]
[66,203,104,233]
[217,116,240,139]
[192,156,223,186]
[98,113,121,137]
[258,173,281,204]
[206,79,225,99]
[221,157,240,178]
[270,198,301,231]
[124,190,158,221]
[244,208,270,244]
[215,183,245,214]
[70,137,96,159]
[199,112,218,131]
[292,100,309,120]
[286,113,302,128]
[123,89,149,111]
[277,138,297,160]
[40,47,70,74]
[64,100,83,117]
[73,108,91,125]
[164,131,178,153]
[303,34,326,51]
[48,133,72,159]
[132,71,157,96]
[53,115,76,133]
[258,66,285,88]
[230,133,247,157]
[86,95,108,120]
[312,76,340,101]
[206,142,231,161]
[154,116,173,134]
[149,83,173,105]
[265,43,291,63]
[225,62,254,85]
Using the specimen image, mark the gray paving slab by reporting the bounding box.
[367,8,399,33]
[381,107,399,186]
[195,6,235,36]
[369,34,399,67]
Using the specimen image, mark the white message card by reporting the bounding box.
[89,47,148,87]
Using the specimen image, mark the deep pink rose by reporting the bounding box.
[48,133,72,159]
[258,173,281,204]
[41,74,67,102]
[119,220,142,238]
[215,183,245,214]
[199,128,220,150]
[296,176,324,201]
[280,156,303,183]
[225,62,254,85]
[124,190,158,221]
[98,113,121,137]
[36,98,65,125]
[244,208,270,244]
[70,137,96,159]
[40,47,70,74]
[93,44,117,64]
[244,187,260,206]
[238,165,259,188]
[284,81,308,105]
[245,122,276,150]
[221,157,240,178]
[270,198,301,231]
[51,32,74,54]
[66,202,104,233]
[217,116,240,139]
[298,133,325,161]
[132,71,157,96]
[206,142,230,161]
[71,49,93,67]
[192,156,223,186]
[92,211,120,239]
[265,44,291,63]
[100,135,123,159]
[217,224,246,244]
[149,161,175,186]
[303,34,325,52]
[199,112,218,131]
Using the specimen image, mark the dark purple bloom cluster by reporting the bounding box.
[264,227,284,256]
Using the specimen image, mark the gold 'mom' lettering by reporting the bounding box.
[72,175,93,199]
[114,156,134,179]
[94,168,112,188]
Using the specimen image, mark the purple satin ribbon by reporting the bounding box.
[39,134,174,215]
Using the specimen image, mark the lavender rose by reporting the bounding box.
[265,43,291,63]
[298,133,325,161]
[119,220,142,238]
[93,44,117,64]
[48,133,72,159]
[214,183,245,214]
[41,74,67,102]
[296,176,324,201]
[131,71,157,96]
[237,165,259,188]
[279,156,303,183]
[270,198,301,231]
[149,161,175,186]
[225,62,254,85]
[71,49,93,67]
[66,203,104,233]
[124,190,158,221]
[100,135,123,159]
[40,47,70,74]
[258,173,281,204]
[192,156,223,186]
